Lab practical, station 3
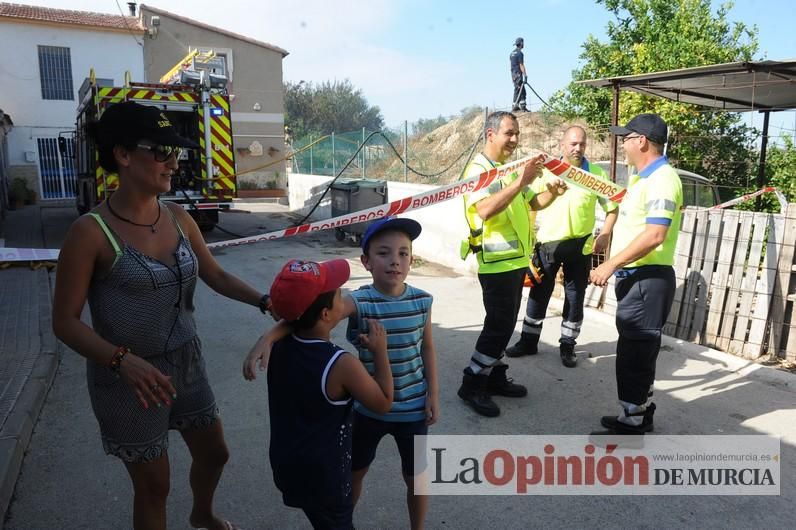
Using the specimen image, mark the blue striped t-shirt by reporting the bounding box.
[346,284,433,422]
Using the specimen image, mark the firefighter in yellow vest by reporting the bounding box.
[458,111,567,417]
[506,125,618,367]
[590,113,682,436]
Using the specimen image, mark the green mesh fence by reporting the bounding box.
[291,130,386,179]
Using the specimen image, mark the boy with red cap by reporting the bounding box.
[247,258,393,529]
[246,216,438,530]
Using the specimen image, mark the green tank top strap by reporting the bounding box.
[162,202,187,239]
[89,212,123,266]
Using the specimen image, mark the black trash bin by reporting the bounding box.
[330,178,388,243]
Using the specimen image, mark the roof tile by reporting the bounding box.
[0,2,144,31]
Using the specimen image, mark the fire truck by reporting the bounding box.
[72,55,236,231]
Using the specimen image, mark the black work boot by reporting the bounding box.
[486,364,528,397]
[597,403,656,435]
[505,334,539,358]
[560,342,577,368]
[458,368,500,417]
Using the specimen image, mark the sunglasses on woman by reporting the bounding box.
[136,144,183,162]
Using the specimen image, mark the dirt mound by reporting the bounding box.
[374,112,612,184]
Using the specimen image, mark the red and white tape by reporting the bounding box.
[537,152,627,203]
[0,154,539,261]
[709,186,789,214]
[1,156,788,262]
[205,155,540,250]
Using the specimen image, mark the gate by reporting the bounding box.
[37,137,75,199]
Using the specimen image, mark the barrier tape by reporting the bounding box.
[204,153,627,251]
[0,154,537,261]
[537,152,627,203]
[1,155,788,262]
[709,186,789,214]
[204,154,540,250]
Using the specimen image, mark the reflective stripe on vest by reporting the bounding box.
[483,240,520,252]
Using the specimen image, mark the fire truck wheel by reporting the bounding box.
[198,222,215,233]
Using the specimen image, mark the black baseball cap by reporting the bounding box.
[361,216,422,252]
[98,101,199,148]
[514,37,524,46]
[609,113,668,145]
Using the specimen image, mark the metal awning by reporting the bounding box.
[578,60,796,195]
[578,60,796,112]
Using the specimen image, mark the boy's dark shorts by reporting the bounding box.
[352,411,428,476]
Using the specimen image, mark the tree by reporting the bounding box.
[550,0,760,203]
[284,80,384,140]
[412,115,449,137]
[735,135,796,212]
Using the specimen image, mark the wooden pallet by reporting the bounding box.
[568,204,796,361]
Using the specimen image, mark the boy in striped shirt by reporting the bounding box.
[346,217,437,530]
[246,216,438,529]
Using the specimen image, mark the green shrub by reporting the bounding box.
[9,178,29,201]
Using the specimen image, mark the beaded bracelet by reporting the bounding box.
[109,346,131,373]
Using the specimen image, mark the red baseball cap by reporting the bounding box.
[270,259,351,321]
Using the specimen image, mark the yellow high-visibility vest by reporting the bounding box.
[461,153,536,274]
[533,159,618,254]
[611,157,682,267]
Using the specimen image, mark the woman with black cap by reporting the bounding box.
[53,101,267,530]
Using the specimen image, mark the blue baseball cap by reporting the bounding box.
[361,216,422,251]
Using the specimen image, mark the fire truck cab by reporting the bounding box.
[73,65,236,231]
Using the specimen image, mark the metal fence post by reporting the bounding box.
[332,132,336,176]
[483,107,488,147]
[404,120,408,182]
[309,135,313,175]
[362,126,366,179]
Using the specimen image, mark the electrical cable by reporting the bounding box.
[380,130,483,179]
[524,81,553,110]
[293,131,382,226]
[114,0,143,47]
[293,128,485,227]
[457,130,485,179]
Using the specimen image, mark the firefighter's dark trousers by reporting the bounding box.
[614,265,675,405]
[469,267,527,373]
[512,74,527,109]
[520,236,590,346]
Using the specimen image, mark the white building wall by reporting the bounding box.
[0,20,143,192]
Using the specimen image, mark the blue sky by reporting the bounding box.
[27,1,796,135]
